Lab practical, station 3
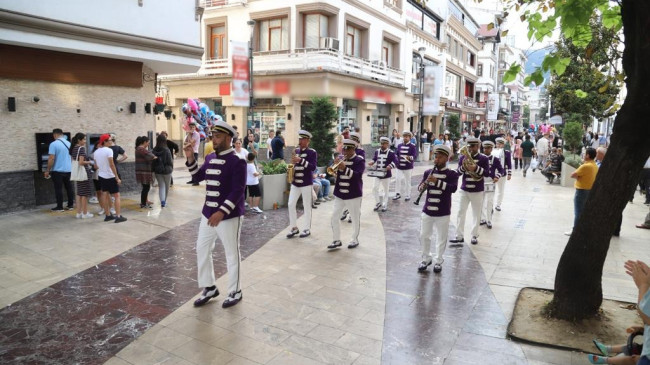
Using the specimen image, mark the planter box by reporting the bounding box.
[561,162,576,187]
[260,173,289,210]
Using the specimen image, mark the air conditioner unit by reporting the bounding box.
[320,37,340,51]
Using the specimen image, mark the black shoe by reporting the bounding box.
[480,220,487,226]
[186,181,194,184]
[405,197,411,202]
[312,204,318,209]
[193,286,219,307]
[327,240,343,249]
[104,215,115,222]
[222,290,242,308]
[392,193,401,201]
[340,210,349,221]
[114,216,127,223]
[286,228,300,238]
[51,207,65,212]
[495,206,501,212]
[299,229,311,238]
[418,260,432,272]
[471,237,478,245]
[347,217,352,223]
[314,201,321,205]
[486,222,492,229]
[381,206,387,212]
[449,238,464,243]
[192,183,199,186]
[433,264,442,273]
[347,241,359,249]
[373,203,381,211]
[65,206,74,211]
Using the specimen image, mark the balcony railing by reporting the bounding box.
[464,97,483,108]
[201,58,229,75]
[200,0,246,8]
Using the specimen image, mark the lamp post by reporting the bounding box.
[247,20,256,131]
[413,46,426,158]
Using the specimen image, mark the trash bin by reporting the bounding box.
[422,143,431,161]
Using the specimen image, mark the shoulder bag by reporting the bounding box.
[70,147,89,181]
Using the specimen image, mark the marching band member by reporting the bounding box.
[450,137,490,245]
[368,137,396,212]
[185,122,245,308]
[286,130,318,238]
[417,145,460,273]
[493,137,512,211]
[349,132,366,159]
[479,141,503,229]
[394,130,418,201]
[328,139,365,250]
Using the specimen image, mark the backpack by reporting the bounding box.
[152,151,166,174]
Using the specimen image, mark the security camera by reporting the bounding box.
[32,96,40,103]
[116,106,124,112]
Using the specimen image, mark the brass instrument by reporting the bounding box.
[459,146,482,180]
[286,150,297,183]
[327,159,345,175]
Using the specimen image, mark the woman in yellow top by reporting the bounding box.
[565,147,598,236]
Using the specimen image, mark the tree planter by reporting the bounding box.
[260,173,289,210]
[560,162,576,187]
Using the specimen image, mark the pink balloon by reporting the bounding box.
[187,98,199,115]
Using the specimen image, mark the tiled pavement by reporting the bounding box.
[0,159,649,364]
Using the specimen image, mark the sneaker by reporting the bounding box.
[104,215,115,222]
[480,220,487,226]
[373,203,381,211]
[98,209,105,215]
[140,203,153,209]
[75,213,82,219]
[314,201,321,205]
[381,206,387,212]
[65,206,74,211]
[347,241,359,249]
[222,290,242,308]
[89,197,99,204]
[433,264,442,273]
[564,230,572,236]
[114,216,127,223]
[252,207,263,214]
[340,210,349,221]
[316,198,324,203]
[161,201,166,208]
[311,204,318,209]
[392,193,401,200]
[110,208,116,215]
[486,222,492,229]
[299,229,311,238]
[347,217,352,223]
[327,240,343,249]
[82,213,94,219]
[471,237,478,245]
[405,197,411,202]
[495,206,501,211]
[286,228,300,238]
[418,260,432,272]
[51,207,65,212]
[193,286,219,307]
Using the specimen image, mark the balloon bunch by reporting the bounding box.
[181,98,224,138]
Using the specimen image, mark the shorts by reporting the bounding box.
[246,184,261,198]
[99,176,120,194]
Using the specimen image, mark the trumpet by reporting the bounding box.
[327,159,345,175]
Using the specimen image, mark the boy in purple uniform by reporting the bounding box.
[185,121,246,308]
[479,141,503,229]
[493,137,512,211]
[286,130,318,238]
[418,145,460,273]
[368,137,396,212]
[394,130,418,201]
[328,139,365,250]
[450,137,491,245]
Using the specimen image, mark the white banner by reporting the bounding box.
[487,93,499,121]
[231,41,250,107]
[422,65,442,115]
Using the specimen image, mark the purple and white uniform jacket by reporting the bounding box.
[486,155,505,182]
[503,150,512,176]
[333,154,365,200]
[355,147,366,159]
[456,153,491,192]
[186,148,246,220]
[396,143,418,170]
[371,149,397,179]
[292,147,317,187]
[420,167,460,217]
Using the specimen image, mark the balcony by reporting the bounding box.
[201,58,229,75]
[200,0,246,8]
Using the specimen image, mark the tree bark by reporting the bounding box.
[549,0,650,320]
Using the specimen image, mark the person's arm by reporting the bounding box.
[117,147,128,163]
[209,158,247,227]
[44,154,55,178]
[571,165,584,179]
[108,157,121,184]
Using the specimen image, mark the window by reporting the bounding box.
[259,18,289,52]
[346,24,362,57]
[467,51,475,67]
[382,39,398,67]
[444,71,460,101]
[477,63,483,76]
[457,44,463,61]
[209,25,227,59]
[454,40,459,59]
[304,14,328,49]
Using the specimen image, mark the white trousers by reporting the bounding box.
[373,178,390,207]
[481,191,495,222]
[420,213,450,264]
[288,185,313,231]
[331,197,361,243]
[495,177,506,206]
[396,169,413,198]
[456,190,484,239]
[196,215,243,294]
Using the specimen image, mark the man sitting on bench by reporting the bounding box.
[542,147,564,184]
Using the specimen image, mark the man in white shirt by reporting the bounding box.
[94,134,126,223]
[534,133,550,172]
[266,130,274,160]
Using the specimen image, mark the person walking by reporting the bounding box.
[245,152,263,214]
[266,130,275,159]
[286,130,317,238]
[185,122,246,308]
[43,128,74,211]
[270,130,285,160]
[185,122,201,185]
[152,134,173,208]
[520,135,535,177]
[565,148,598,236]
[394,130,418,201]
[135,136,157,209]
[368,137,396,212]
[70,133,93,219]
[94,134,126,223]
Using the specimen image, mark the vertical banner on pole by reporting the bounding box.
[231,41,250,107]
[487,93,499,121]
[422,65,442,115]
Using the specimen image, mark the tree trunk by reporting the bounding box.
[549,0,650,320]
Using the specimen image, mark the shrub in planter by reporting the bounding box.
[259,159,288,175]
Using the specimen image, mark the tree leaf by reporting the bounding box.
[503,64,521,84]
[598,84,608,93]
[487,23,494,30]
[521,14,527,22]
[574,89,588,98]
[501,30,509,37]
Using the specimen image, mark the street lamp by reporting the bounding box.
[247,20,256,131]
[413,46,426,157]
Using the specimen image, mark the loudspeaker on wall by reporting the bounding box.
[8,97,16,112]
[129,102,136,113]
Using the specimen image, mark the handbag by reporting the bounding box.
[70,147,89,181]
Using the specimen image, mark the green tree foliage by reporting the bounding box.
[446,113,461,140]
[562,121,583,155]
[302,96,338,166]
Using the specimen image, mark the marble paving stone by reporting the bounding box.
[254,310,320,336]
[137,324,194,352]
[103,357,133,365]
[303,308,352,328]
[165,317,231,345]
[305,324,346,344]
[281,334,361,365]
[115,339,185,365]
[351,355,382,365]
[228,317,291,346]
[266,351,327,365]
[170,339,235,365]
[211,332,282,364]
[334,332,382,358]
[224,355,261,365]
